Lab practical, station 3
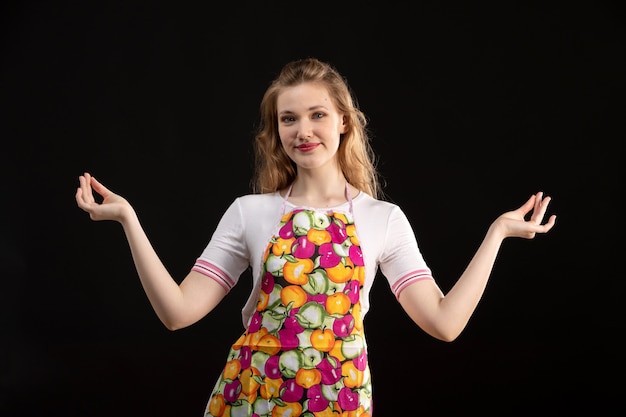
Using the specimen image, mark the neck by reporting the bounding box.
[287,171,353,208]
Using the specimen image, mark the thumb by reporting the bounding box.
[90,176,112,197]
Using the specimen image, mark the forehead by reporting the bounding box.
[276,82,335,112]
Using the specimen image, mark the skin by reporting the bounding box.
[276,82,356,207]
[75,80,556,339]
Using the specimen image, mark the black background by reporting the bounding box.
[2,1,624,416]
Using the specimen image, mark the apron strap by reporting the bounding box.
[281,183,293,215]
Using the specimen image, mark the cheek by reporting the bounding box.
[278,133,293,155]
[278,126,292,144]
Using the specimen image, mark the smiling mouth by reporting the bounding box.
[296,143,320,152]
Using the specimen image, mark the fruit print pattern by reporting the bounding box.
[205,208,373,417]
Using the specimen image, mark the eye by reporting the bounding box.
[313,112,325,119]
[280,116,295,123]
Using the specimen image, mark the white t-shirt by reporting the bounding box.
[192,191,433,329]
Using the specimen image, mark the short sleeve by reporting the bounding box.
[378,206,433,299]
[191,199,251,292]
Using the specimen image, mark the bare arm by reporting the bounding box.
[75,172,227,330]
[398,192,556,342]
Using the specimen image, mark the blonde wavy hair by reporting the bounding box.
[251,57,382,199]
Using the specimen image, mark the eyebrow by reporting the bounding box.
[278,105,329,116]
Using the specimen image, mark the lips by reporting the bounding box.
[296,143,320,152]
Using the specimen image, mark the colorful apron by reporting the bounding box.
[205,186,373,417]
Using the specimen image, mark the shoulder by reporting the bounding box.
[229,192,284,216]
[236,192,282,204]
[354,192,403,214]
[353,192,414,228]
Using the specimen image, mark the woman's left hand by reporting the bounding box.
[493,191,557,239]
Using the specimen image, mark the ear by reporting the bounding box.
[339,115,348,134]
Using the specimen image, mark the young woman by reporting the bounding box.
[76,57,556,416]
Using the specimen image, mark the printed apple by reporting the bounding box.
[319,242,341,268]
[332,314,355,338]
[310,328,335,352]
[341,360,364,389]
[250,351,270,373]
[353,349,368,371]
[327,219,348,243]
[279,219,294,239]
[208,393,226,416]
[335,211,354,225]
[260,309,284,333]
[343,279,360,304]
[348,244,364,266]
[283,257,314,285]
[238,346,252,370]
[301,346,323,368]
[307,228,332,246]
[295,301,326,329]
[239,367,262,395]
[296,367,322,389]
[325,257,355,283]
[260,376,282,401]
[278,328,299,351]
[332,240,351,257]
[229,399,253,417]
[280,378,304,402]
[265,253,287,277]
[223,379,242,403]
[324,279,345,296]
[272,236,295,256]
[266,283,283,310]
[301,269,329,295]
[291,235,315,259]
[261,271,275,293]
[338,387,359,411]
[321,380,343,402]
[296,329,312,347]
[248,311,263,333]
[316,355,342,385]
[306,384,330,412]
[270,402,303,416]
[253,396,272,416]
[264,354,282,380]
[322,313,336,330]
[292,210,313,236]
[312,212,332,230]
[226,347,240,362]
[246,326,267,351]
[278,349,305,379]
[340,334,364,360]
[283,308,305,333]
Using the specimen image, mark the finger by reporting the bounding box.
[78,173,101,207]
[533,191,543,213]
[76,176,87,203]
[541,214,557,231]
[90,176,113,200]
[531,195,552,224]
[530,218,555,235]
[75,187,93,212]
[75,186,84,207]
[79,174,95,205]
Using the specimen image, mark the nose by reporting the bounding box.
[296,119,313,140]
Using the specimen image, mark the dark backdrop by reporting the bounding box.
[2,1,624,416]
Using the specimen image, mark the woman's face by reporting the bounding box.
[276,82,346,172]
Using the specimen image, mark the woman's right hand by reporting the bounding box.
[75,172,133,222]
